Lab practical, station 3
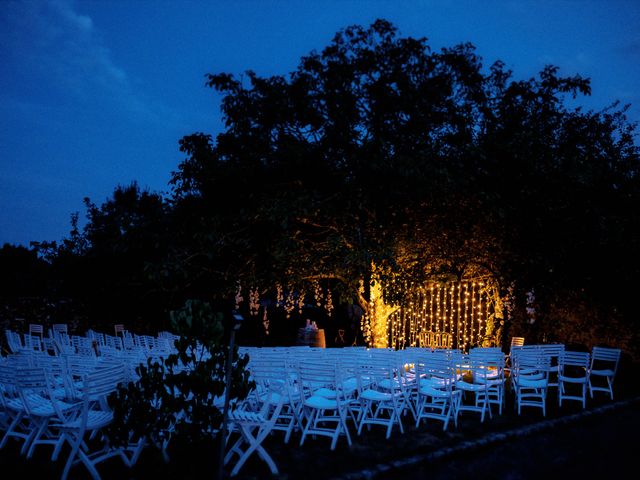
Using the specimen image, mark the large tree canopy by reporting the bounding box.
[170,19,639,320]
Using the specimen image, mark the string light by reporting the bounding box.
[449,284,455,340]
[234,281,243,311]
[325,287,333,317]
[284,288,295,319]
[456,283,462,349]
[435,283,441,333]
[268,274,499,350]
[313,280,323,307]
[429,284,434,333]
[275,282,283,308]
[443,284,449,337]
[464,283,470,345]
[471,282,476,345]
[297,289,306,315]
[421,288,427,346]
[249,287,260,316]
[478,282,485,345]
[262,307,269,335]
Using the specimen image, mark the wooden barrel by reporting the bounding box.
[296,328,326,348]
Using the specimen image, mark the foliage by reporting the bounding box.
[0,243,50,296]
[169,19,640,342]
[105,300,253,461]
[31,182,174,330]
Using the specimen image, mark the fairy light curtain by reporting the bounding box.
[387,280,494,350]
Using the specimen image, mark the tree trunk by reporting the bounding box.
[357,263,398,348]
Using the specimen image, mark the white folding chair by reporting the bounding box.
[24,334,44,352]
[52,324,69,338]
[5,330,24,353]
[224,390,284,476]
[0,363,33,452]
[454,356,491,422]
[249,360,302,443]
[356,359,407,439]
[29,324,44,340]
[414,354,459,430]
[558,351,590,409]
[11,366,77,459]
[298,360,353,450]
[539,344,565,389]
[589,346,621,400]
[512,351,550,416]
[469,348,506,416]
[52,363,137,480]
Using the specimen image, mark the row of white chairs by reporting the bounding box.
[509,344,622,413]
[1,328,182,479]
[234,346,507,458]
[2,327,269,478]
[234,343,623,461]
[0,354,147,479]
[5,327,178,361]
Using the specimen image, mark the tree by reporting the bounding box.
[0,243,50,297]
[32,183,174,330]
[168,19,639,348]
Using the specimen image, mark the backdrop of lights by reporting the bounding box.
[360,277,504,350]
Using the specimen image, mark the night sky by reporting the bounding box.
[1,0,639,246]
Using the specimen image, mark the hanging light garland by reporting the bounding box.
[262,307,270,335]
[275,283,283,308]
[297,289,306,315]
[471,282,476,345]
[420,290,425,345]
[249,287,260,316]
[463,283,470,345]
[477,282,484,345]
[457,283,462,347]
[234,281,243,311]
[284,289,295,319]
[313,280,323,307]
[449,284,455,339]
[435,283,441,333]
[325,287,333,317]
[429,284,434,333]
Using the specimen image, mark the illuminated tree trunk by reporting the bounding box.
[369,278,397,348]
[483,278,505,347]
[358,263,398,348]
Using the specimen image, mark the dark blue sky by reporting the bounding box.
[1,0,639,246]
